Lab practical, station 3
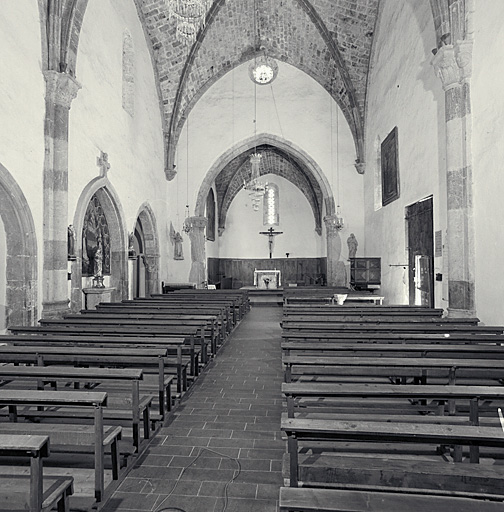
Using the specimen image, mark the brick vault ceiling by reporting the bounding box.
[215,144,324,234]
[138,0,380,171]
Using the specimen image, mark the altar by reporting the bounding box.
[254,269,281,289]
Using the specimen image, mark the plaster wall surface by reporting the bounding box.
[0,1,45,312]
[364,0,445,306]
[0,217,6,333]
[472,0,504,325]
[69,0,168,279]
[219,174,324,259]
[172,60,365,277]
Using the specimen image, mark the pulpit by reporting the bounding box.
[254,269,281,289]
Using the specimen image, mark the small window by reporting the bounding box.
[263,183,279,225]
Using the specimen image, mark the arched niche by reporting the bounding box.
[133,203,160,297]
[0,163,38,327]
[70,177,128,311]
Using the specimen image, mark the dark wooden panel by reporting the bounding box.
[207,258,327,287]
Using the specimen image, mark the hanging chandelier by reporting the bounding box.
[182,204,193,233]
[165,0,212,43]
[243,153,267,211]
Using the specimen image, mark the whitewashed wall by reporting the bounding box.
[169,59,364,281]
[0,217,6,333]
[0,1,45,315]
[472,1,504,325]
[364,0,445,305]
[69,0,167,283]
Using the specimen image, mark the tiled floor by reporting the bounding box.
[103,306,284,512]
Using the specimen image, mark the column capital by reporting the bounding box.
[431,45,460,91]
[324,214,343,238]
[187,216,207,232]
[44,70,81,108]
[454,39,473,81]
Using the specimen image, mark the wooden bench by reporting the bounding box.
[281,330,504,344]
[282,315,480,324]
[279,487,504,512]
[281,321,504,334]
[0,365,148,453]
[281,341,504,359]
[2,334,189,397]
[0,344,175,412]
[0,390,110,502]
[283,305,445,316]
[8,325,202,378]
[282,383,504,449]
[0,434,74,512]
[282,355,504,386]
[282,417,504,490]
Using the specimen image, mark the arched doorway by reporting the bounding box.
[0,163,38,328]
[132,204,160,298]
[71,178,128,311]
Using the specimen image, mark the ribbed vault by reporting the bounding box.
[136,0,380,174]
[215,144,324,235]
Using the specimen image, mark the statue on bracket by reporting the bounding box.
[67,224,76,260]
[347,233,358,259]
[170,222,184,260]
[128,232,137,259]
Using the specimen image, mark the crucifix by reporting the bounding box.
[259,227,283,259]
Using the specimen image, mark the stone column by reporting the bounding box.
[324,215,347,287]
[42,70,81,318]
[432,41,475,317]
[187,217,207,288]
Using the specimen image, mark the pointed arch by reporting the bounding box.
[70,177,128,311]
[0,163,38,327]
[134,202,160,296]
[195,133,335,233]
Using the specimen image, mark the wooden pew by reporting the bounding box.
[35,318,212,367]
[282,355,504,385]
[0,390,109,502]
[281,331,504,344]
[74,311,221,357]
[282,314,480,324]
[8,325,203,378]
[96,302,232,338]
[282,382,504,429]
[0,434,74,512]
[0,335,187,400]
[279,487,504,512]
[283,305,445,316]
[282,417,504,491]
[0,365,147,453]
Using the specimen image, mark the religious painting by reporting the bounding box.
[381,126,400,206]
[82,194,111,276]
[206,188,216,241]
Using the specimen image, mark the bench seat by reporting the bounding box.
[279,487,504,512]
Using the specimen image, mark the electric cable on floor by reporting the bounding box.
[155,447,242,512]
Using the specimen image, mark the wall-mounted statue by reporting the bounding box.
[128,232,136,259]
[347,233,358,259]
[170,222,184,260]
[67,224,76,260]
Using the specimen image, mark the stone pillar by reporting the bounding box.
[42,71,81,318]
[324,215,347,287]
[432,41,475,317]
[187,217,207,288]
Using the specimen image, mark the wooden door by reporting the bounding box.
[406,197,434,307]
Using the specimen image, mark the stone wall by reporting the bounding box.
[364,0,446,306]
[472,0,504,324]
[68,0,167,303]
[167,59,365,281]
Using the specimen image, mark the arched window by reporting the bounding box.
[263,183,279,226]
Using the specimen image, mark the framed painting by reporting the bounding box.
[381,126,400,206]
